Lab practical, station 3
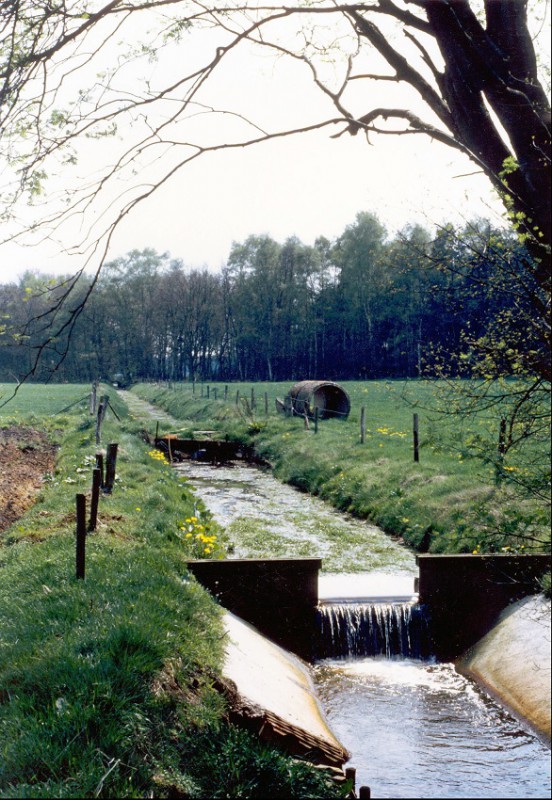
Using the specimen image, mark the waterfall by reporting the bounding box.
[316,601,432,660]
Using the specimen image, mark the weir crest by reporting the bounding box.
[316,600,433,661]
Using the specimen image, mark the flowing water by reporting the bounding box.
[314,659,550,799]
[316,601,433,660]
[174,459,551,799]
[174,461,416,574]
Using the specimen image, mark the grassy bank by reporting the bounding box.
[0,384,344,798]
[132,380,551,556]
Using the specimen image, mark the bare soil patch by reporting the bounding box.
[0,426,57,532]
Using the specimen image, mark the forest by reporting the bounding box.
[0,211,539,385]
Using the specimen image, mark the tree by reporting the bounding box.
[0,1,549,384]
[331,212,388,377]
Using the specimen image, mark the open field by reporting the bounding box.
[0,383,90,417]
[0,384,343,798]
[132,380,551,556]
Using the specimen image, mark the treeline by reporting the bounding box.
[0,212,536,383]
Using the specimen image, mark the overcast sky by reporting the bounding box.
[0,3,547,283]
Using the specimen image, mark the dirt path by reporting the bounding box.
[117,390,182,430]
[0,427,57,533]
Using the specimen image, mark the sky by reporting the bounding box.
[1,129,505,282]
[0,2,546,283]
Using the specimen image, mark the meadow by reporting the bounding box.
[0,383,344,798]
[132,379,551,557]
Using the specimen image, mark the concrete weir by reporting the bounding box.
[457,594,551,744]
[221,611,350,768]
[190,555,551,755]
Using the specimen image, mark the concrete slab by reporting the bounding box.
[457,594,551,744]
[222,611,349,766]
[319,572,417,604]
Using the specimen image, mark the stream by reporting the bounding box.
[175,459,551,800]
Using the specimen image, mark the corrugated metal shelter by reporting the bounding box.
[287,380,350,419]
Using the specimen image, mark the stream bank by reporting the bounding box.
[120,389,551,797]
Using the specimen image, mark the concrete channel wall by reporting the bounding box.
[187,557,321,660]
[457,594,551,744]
[417,553,551,661]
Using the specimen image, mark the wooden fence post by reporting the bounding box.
[264,392,269,415]
[103,443,119,493]
[89,382,97,416]
[360,406,366,444]
[236,390,240,406]
[95,452,104,488]
[206,385,210,399]
[89,468,101,531]
[251,387,255,409]
[359,787,371,799]
[314,406,319,433]
[76,494,86,579]
[224,384,228,401]
[100,395,109,422]
[95,402,104,445]
[345,768,356,792]
[213,387,217,400]
[413,413,420,463]
[284,395,292,417]
[496,417,507,484]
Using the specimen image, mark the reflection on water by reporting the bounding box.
[314,659,551,799]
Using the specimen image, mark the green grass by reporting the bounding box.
[132,380,551,555]
[0,384,346,798]
[0,382,90,417]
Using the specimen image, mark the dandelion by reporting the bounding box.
[401,517,409,524]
